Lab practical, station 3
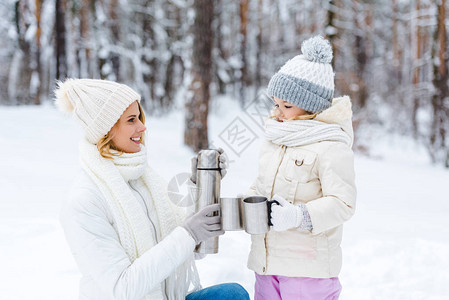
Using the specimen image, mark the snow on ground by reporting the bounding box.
[0,98,448,299]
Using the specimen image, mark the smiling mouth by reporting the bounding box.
[130,137,141,143]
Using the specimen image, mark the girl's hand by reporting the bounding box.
[270,194,303,232]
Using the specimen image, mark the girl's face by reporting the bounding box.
[109,101,146,153]
[273,96,308,122]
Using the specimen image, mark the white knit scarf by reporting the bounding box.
[264,118,351,147]
[79,138,200,299]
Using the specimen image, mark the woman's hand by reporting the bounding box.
[217,148,228,178]
[182,204,224,244]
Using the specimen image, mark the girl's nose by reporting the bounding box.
[274,107,283,118]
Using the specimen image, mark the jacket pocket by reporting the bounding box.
[270,230,317,259]
[284,150,317,183]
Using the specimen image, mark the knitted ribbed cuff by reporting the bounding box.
[267,73,333,113]
[297,203,313,231]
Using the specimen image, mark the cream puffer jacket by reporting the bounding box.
[247,96,357,278]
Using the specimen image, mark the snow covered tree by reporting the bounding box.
[429,0,449,166]
[55,0,67,80]
[239,0,249,106]
[0,0,448,167]
[9,0,35,104]
[184,0,214,152]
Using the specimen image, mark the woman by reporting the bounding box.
[56,78,249,300]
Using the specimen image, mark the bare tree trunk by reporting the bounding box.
[161,2,182,109]
[184,0,214,152]
[392,0,401,83]
[430,0,449,167]
[215,0,226,94]
[11,0,33,104]
[254,0,263,93]
[294,0,303,37]
[141,0,160,107]
[310,1,319,34]
[110,0,121,80]
[239,0,249,106]
[326,0,337,69]
[162,54,176,109]
[140,0,154,108]
[352,0,369,109]
[79,0,91,77]
[412,0,422,138]
[55,0,67,80]
[33,0,42,105]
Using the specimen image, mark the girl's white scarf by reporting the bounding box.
[264,118,351,147]
[79,138,200,299]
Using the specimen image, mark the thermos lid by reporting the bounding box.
[197,149,220,169]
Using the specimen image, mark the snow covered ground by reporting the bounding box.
[1,98,448,299]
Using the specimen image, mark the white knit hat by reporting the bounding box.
[267,36,335,113]
[54,78,141,144]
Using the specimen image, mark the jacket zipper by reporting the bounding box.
[264,144,288,273]
[270,145,288,199]
[129,181,168,300]
[129,181,159,242]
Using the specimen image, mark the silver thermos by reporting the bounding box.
[194,149,221,254]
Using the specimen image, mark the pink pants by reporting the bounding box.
[254,273,342,300]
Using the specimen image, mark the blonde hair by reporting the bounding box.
[289,113,317,120]
[97,101,146,159]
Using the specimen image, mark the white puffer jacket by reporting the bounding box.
[247,96,357,278]
[60,170,196,300]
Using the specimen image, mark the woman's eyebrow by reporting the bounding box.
[126,114,137,118]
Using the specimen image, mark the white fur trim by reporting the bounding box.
[316,96,352,124]
[54,79,75,113]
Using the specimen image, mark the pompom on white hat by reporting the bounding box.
[267,35,335,113]
[54,78,141,144]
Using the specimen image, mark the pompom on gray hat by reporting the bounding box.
[54,78,141,144]
[267,35,335,113]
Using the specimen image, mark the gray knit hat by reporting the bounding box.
[267,36,334,113]
[54,78,141,144]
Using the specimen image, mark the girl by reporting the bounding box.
[56,79,249,300]
[246,36,357,299]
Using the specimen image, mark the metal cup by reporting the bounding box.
[220,197,244,231]
[242,196,279,235]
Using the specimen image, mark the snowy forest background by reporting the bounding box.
[1,1,449,298]
[1,0,449,167]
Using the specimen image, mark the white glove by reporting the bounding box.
[190,148,228,184]
[270,194,303,232]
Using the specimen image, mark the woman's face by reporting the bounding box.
[109,101,146,153]
[273,96,308,122]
